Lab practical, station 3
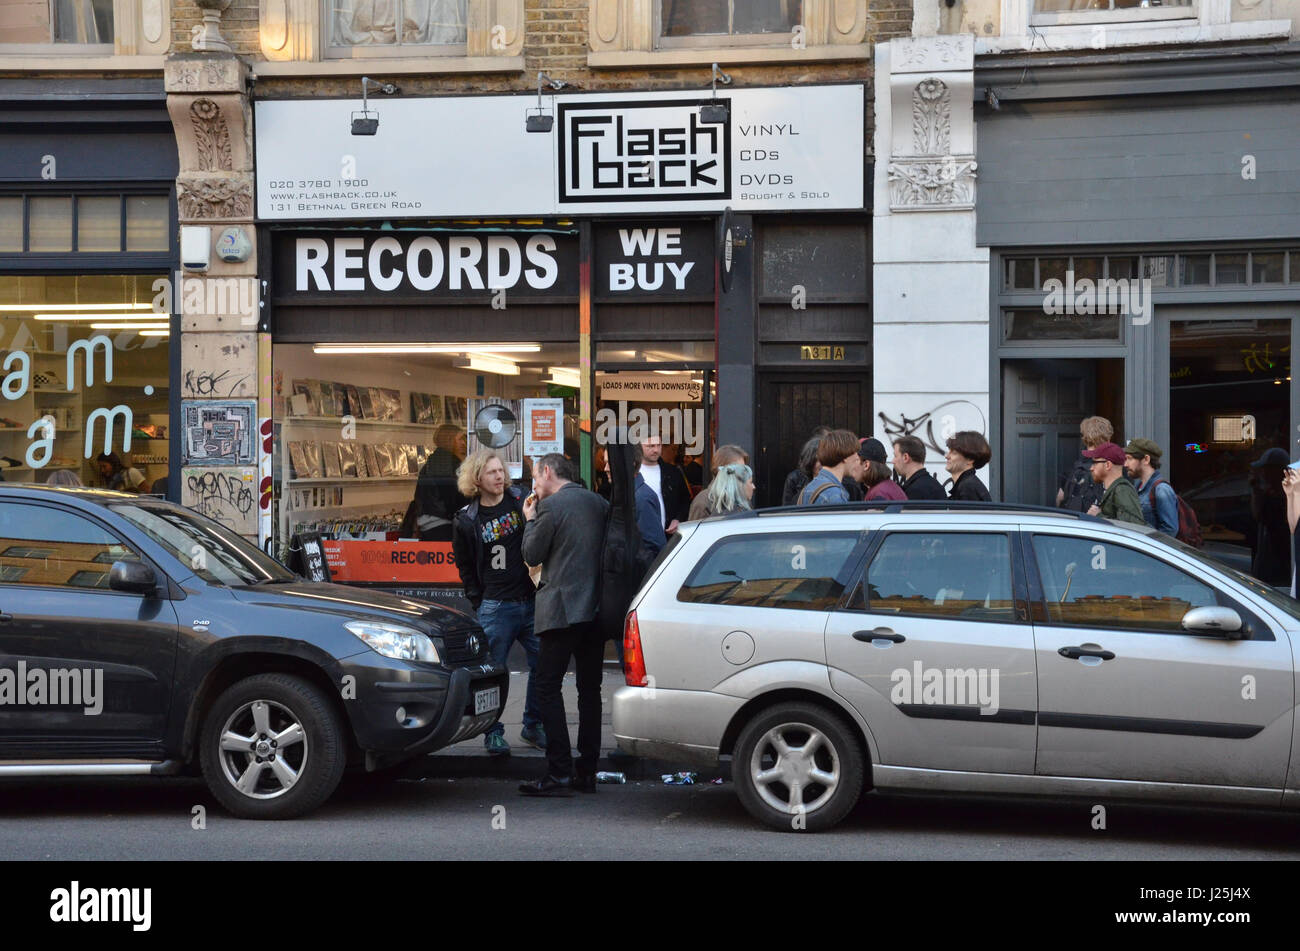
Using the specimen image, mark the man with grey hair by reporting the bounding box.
[518,452,610,796]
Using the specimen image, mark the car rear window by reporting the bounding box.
[677,531,864,611]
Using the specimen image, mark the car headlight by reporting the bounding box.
[344,620,440,663]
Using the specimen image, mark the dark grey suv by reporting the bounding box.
[0,485,506,819]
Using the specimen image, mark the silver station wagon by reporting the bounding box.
[614,502,1300,831]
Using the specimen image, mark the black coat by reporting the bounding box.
[782,469,810,507]
[451,488,527,611]
[901,468,946,500]
[596,439,650,643]
[650,462,692,528]
[949,468,992,502]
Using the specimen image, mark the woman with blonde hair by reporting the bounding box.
[450,448,545,756]
[704,462,756,516]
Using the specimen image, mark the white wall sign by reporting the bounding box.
[599,372,703,402]
[523,398,564,457]
[255,85,864,220]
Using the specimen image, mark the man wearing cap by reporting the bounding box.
[1123,438,1178,535]
[1084,442,1145,525]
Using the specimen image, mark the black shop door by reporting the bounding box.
[756,373,871,509]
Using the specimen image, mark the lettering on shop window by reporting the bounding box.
[1,330,140,468]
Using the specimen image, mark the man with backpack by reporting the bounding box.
[1123,438,1179,536]
[1057,416,1111,512]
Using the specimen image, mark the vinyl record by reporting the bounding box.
[474,403,518,449]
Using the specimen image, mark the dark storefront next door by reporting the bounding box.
[757,373,870,509]
[1002,359,1125,508]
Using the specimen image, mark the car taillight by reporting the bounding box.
[623,610,648,687]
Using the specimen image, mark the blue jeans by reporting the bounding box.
[477,598,542,736]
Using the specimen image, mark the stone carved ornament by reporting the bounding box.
[888,77,977,211]
[190,98,234,172]
[178,177,252,220]
[895,37,965,71]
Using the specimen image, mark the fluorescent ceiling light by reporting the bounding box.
[34,312,157,322]
[139,329,170,337]
[454,355,520,376]
[312,343,541,355]
[90,321,169,330]
[0,303,153,312]
[543,366,580,387]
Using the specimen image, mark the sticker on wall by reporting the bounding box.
[182,400,256,466]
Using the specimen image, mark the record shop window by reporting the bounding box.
[273,340,581,579]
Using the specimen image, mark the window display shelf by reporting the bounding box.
[284,416,437,429]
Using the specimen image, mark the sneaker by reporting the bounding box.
[485,732,511,757]
[520,724,547,751]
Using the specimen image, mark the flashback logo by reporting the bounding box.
[50,882,151,931]
[558,100,730,203]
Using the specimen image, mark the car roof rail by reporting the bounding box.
[719,500,1105,521]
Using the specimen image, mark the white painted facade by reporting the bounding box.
[871,35,991,489]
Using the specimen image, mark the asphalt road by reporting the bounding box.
[1,775,1298,860]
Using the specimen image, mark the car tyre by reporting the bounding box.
[200,673,347,820]
[732,702,864,833]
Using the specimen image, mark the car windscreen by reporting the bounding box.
[111,502,296,587]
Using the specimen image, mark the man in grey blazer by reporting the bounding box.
[518,453,611,796]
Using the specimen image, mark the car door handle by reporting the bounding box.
[1058,645,1115,661]
[853,628,905,644]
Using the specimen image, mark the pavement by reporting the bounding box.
[425,643,699,782]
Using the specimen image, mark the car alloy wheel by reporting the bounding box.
[749,722,840,815]
[733,701,865,832]
[217,699,309,800]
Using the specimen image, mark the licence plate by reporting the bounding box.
[474,686,500,716]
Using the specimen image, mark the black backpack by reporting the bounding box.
[1060,457,1103,512]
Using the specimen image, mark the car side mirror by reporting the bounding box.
[1181,605,1243,637]
[109,559,157,595]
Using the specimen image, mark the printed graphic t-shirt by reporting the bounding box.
[477,497,533,601]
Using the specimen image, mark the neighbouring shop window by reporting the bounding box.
[328,0,467,49]
[0,194,169,254]
[1170,318,1292,587]
[0,274,170,491]
[659,0,801,41]
[272,340,581,588]
[1004,308,1121,342]
[0,0,114,43]
[1031,0,1194,24]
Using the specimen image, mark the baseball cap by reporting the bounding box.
[858,437,888,463]
[1124,438,1163,462]
[1250,447,1291,468]
[1082,442,1125,466]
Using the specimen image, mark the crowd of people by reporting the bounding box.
[435,416,1299,796]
